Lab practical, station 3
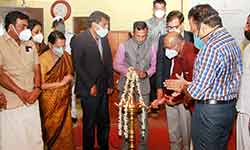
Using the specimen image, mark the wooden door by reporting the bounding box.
[107,31,130,121]
[73,17,89,33]
[72,17,131,120]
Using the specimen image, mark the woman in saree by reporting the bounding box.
[39,31,74,150]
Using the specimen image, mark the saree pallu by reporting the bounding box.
[39,51,74,150]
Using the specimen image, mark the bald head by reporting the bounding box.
[164,31,184,49]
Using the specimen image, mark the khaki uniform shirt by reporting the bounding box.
[0,33,39,109]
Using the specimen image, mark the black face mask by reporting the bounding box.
[244,31,250,41]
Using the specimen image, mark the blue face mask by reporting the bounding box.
[95,24,108,38]
[52,47,64,57]
[194,35,204,50]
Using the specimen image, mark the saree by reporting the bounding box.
[39,50,74,150]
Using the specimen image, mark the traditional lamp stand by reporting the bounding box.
[116,67,148,150]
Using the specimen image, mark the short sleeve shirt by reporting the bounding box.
[0,33,39,109]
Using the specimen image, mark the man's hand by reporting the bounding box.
[165,95,178,106]
[25,88,41,104]
[107,88,113,95]
[171,92,181,97]
[15,88,31,105]
[157,88,164,99]
[90,84,97,96]
[151,92,182,108]
[151,98,166,109]
[135,69,147,79]
[164,74,189,93]
[166,92,182,106]
[0,92,7,109]
[138,71,147,79]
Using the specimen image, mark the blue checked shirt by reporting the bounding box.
[188,27,243,101]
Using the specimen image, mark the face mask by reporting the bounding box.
[56,23,65,33]
[52,47,64,57]
[32,33,43,44]
[96,24,108,38]
[244,31,250,41]
[0,23,5,36]
[154,10,165,19]
[19,29,32,41]
[12,25,32,41]
[165,48,178,59]
[194,35,205,50]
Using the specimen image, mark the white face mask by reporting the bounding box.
[154,10,165,19]
[95,24,109,38]
[0,23,5,36]
[32,33,43,44]
[19,29,32,41]
[165,48,178,59]
[52,47,64,57]
[12,25,32,41]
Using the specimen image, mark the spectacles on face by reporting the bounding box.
[167,24,181,32]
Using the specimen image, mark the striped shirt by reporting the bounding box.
[188,27,243,101]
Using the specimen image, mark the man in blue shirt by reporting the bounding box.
[165,4,242,150]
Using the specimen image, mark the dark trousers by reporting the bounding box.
[191,102,236,150]
[80,81,110,150]
[149,74,157,102]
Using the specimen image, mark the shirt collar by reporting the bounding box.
[207,27,225,41]
[3,32,12,41]
[3,32,25,47]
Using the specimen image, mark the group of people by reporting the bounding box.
[0,0,249,150]
[0,10,75,150]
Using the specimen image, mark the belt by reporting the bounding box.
[196,98,236,104]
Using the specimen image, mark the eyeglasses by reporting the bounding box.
[167,24,181,31]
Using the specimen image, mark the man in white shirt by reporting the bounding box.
[237,14,250,150]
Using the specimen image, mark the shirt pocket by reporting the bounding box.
[21,50,35,73]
